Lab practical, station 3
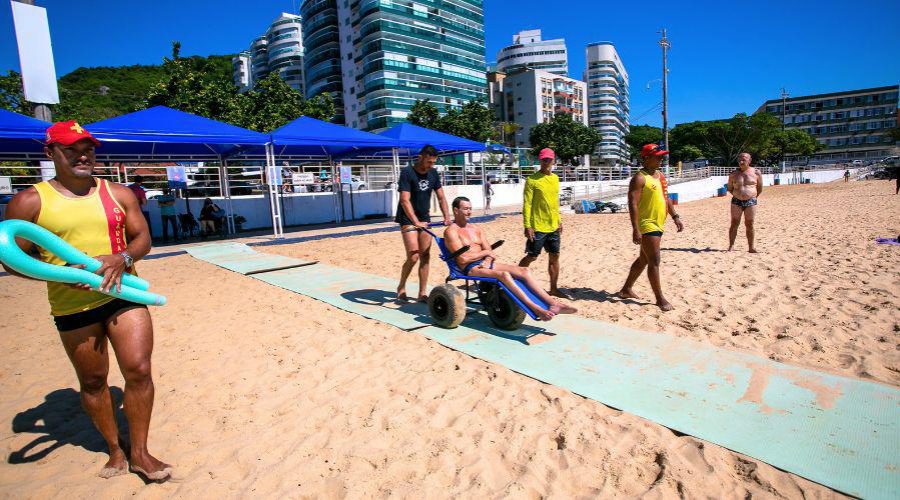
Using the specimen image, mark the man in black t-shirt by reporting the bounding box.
[396,144,452,302]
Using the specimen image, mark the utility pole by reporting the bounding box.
[781,87,789,172]
[15,0,52,122]
[659,29,670,174]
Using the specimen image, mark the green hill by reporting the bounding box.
[56,54,235,123]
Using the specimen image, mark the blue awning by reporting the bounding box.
[264,116,398,160]
[85,106,270,162]
[0,109,51,160]
[375,123,486,158]
[486,143,510,154]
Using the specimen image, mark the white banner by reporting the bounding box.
[292,172,314,185]
[11,1,60,104]
[0,177,12,194]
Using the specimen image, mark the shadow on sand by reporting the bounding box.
[560,287,651,307]
[340,287,554,345]
[8,387,127,464]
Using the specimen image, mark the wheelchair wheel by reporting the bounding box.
[486,288,527,330]
[428,284,466,329]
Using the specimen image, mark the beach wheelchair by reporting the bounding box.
[420,225,551,331]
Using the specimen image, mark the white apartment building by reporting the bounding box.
[585,42,629,166]
[492,69,587,149]
[232,13,305,94]
[495,29,568,76]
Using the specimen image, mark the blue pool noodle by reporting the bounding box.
[0,219,166,306]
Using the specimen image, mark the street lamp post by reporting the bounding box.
[659,29,671,175]
[781,87,789,171]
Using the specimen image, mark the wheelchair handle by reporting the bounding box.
[490,240,504,250]
[446,245,470,261]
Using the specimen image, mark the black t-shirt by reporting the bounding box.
[395,166,441,225]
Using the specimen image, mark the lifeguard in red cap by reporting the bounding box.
[1,121,171,481]
[618,143,684,311]
[518,147,571,299]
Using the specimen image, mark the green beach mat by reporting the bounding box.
[184,242,316,275]
[188,250,900,499]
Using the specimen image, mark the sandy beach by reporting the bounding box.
[1,179,897,498]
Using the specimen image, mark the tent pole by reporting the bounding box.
[480,151,486,213]
[265,143,284,238]
[391,147,400,218]
[220,156,235,235]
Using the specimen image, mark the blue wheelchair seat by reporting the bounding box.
[430,230,550,320]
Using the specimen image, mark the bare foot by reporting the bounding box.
[748,248,759,253]
[535,308,556,321]
[98,448,128,479]
[549,289,573,300]
[618,288,640,299]
[130,451,172,482]
[657,301,674,312]
[549,302,578,314]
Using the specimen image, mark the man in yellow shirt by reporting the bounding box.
[2,122,171,481]
[619,144,684,311]
[519,148,568,298]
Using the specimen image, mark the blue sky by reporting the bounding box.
[1,0,898,126]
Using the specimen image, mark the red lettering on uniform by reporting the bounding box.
[98,180,127,254]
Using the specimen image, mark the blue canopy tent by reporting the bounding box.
[374,123,485,158]
[86,106,269,162]
[0,109,51,161]
[86,106,271,235]
[264,116,398,160]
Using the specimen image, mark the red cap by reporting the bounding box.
[45,120,101,147]
[538,148,555,160]
[640,143,668,158]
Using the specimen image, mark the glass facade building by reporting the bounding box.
[301,0,486,131]
[232,13,305,96]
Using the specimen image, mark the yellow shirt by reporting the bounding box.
[637,170,669,234]
[33,179,132,316]
[522,171,560,233]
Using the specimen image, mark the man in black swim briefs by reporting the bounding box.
[727,152,763,253]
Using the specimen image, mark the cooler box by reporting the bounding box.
[774,178,781,185]
[716,187,727,197]
[668,193,679,205]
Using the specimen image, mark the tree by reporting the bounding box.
[144,42,241,122]
[529,113,602,164]
[624,124,662,161]
[497,121,520,147]
[405,99,495,143]
[0,70,29,114]
[407,99,440,130]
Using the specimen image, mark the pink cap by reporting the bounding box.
[538,148,555,160]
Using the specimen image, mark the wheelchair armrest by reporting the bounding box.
[490,240,504,250]
[447,245,470,261]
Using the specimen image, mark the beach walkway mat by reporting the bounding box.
[184,242,316,275]
[188,247,900,499]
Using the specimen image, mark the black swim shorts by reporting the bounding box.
[731,197,758,209]
[525,229,561,256]
[54,298,145,332]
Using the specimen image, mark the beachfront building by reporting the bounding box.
[757,85,899,162]
[495,29,568,76]
[489,69,587,149]
[231,13,305,95]
[300,0,487,131]
[584,42,629,167]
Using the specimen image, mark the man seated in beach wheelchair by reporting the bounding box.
[425,196,576,330]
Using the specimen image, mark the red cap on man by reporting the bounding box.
[45,120,101,147]
[640,143,668,158]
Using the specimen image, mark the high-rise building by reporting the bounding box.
[300,0,487,131]
[585,42,629,167]
[495,29,568,76]
[299,0,345,123]
[232,13,305,95]
[490,69,586,148]
[757,85,898,162]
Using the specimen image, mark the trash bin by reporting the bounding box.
[774,178,781,185]
[716,187,727,197]
[668,193,679,205]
